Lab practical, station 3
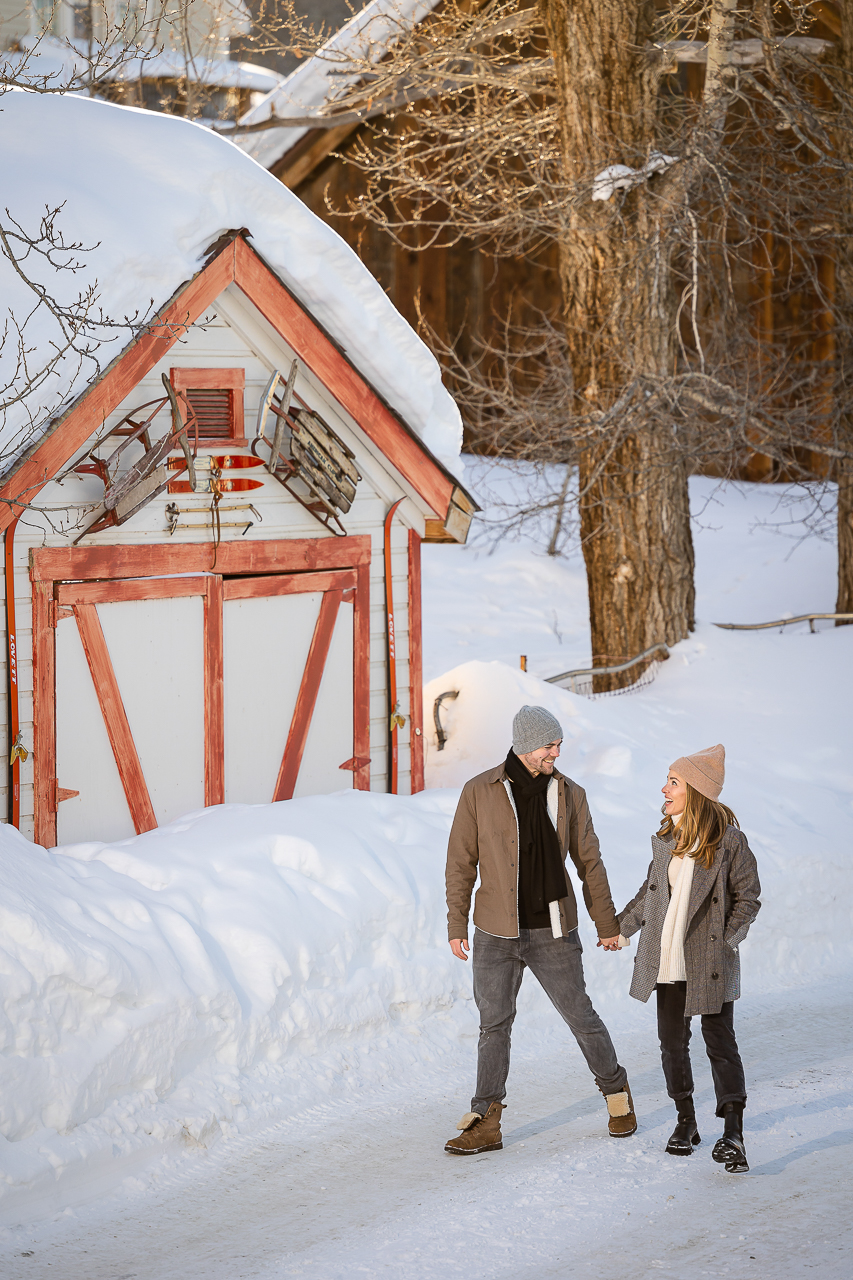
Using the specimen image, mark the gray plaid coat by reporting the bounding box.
[618,824,761,1016]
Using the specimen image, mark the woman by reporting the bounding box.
[617,744,761,1172]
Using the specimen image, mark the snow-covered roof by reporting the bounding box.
[235,0,440,172]
[0,90,463,474]
[3,36,284,93]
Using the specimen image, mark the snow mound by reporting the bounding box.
[0,91,462,473]
[0,791,469,1218]
[423,656,853,999]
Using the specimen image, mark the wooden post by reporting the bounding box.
[204,576,225,806]
[32,580,56,847]
[407,530,424,794]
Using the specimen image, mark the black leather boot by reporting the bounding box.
[712,1102,749,1172]
[665,1098,701,1156]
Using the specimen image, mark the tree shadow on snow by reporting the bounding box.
[748,1091,851,1132]
[750,1128,853,1176]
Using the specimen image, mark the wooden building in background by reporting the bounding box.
[236,0,843,475]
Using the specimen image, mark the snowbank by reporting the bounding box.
[423,655,853,993]
[422,470,853,1005]
[1,469,850,1220]
[0,91,463,473]
[0,791,470,1219]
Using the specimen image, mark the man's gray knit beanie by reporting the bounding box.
[512,705,563,755]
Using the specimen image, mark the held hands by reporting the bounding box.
[597,935,621,952]
[453,937,623,957]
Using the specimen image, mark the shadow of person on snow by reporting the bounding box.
[501,1067,670,1146]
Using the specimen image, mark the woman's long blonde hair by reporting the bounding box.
[658,783,739,869]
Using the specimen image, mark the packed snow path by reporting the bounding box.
[2,981,850,1279]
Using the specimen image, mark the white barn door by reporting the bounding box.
[33,541,371,847]
[54,584,207,845]
[222,574,355,805]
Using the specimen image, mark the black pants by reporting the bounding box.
[656,982,746,1117]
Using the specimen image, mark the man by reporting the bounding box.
[444,704,636,1154]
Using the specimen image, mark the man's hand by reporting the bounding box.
[450,938,470,961]
[597,935,621,952]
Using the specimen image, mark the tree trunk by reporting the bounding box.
[837,1,853,622]
[539,0,695,688]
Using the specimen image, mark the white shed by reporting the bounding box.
[0,93,472,847]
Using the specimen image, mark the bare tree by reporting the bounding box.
[1,1,165,98]
[1,0,256,121]
[231,0,853,680]
[0,202,158,534]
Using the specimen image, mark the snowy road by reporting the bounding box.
[3,981,851,1280]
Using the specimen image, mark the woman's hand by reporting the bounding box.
[597,935,621,951]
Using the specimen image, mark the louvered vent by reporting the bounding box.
[186,387,232,438]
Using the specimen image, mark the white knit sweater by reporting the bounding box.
[657,812,695,984]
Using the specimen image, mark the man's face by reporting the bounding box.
[519,739,562,776]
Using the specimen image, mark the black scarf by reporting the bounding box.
[504,748,567,920]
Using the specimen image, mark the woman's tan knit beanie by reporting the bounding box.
[669,744,725,801]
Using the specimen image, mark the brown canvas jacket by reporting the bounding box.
[445,762,621,942]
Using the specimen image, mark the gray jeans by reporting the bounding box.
[471,926,627,1113]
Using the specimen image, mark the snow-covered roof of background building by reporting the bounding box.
[2,36,284,93]
[0,90,462,474]
[235,0,440,172]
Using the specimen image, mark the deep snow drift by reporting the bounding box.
[0,791,467,1220]
[0,92,462,471]
[0,469,850,1249]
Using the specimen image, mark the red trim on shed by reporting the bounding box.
[32,581,55,847]
[30,535,372,581]
[204,575,225,808]
[73,602,158,835]
[29,538,372,845]
[273,589,343,802]
[407,529,424,794]
[0,237,455,533]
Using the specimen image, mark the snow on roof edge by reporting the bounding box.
[0,92,463,482]
[5,36,284,91]
[234,0,441,171]
[5,230,471,508]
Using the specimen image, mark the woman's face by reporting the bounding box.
[662,771,688,817]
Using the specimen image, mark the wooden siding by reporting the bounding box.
[3,291,429,839]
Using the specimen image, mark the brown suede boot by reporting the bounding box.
[444,1101,505,1154]
[603,1083,637,1137]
